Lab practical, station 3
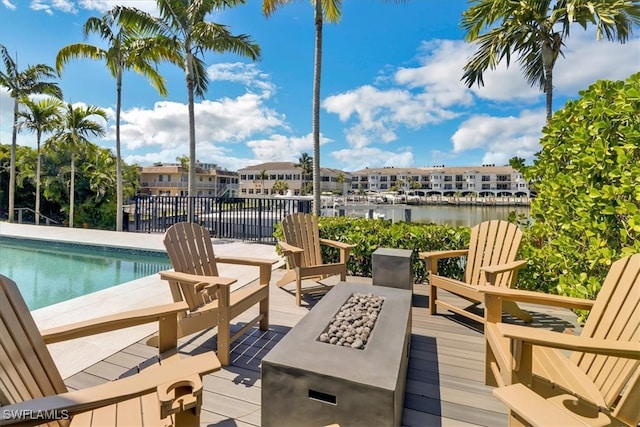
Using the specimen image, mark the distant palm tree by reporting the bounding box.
[56,9,176,231]
[49,103,107,228]
[113,0,260,217]
[17,97,63,224]
[461,0,640,121]
[257,169,268,194]
[176,154,189,196]
[263,0,410,215]
[296,152,313,195]
[0,44,62,222]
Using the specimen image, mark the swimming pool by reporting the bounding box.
[0,236,171,310]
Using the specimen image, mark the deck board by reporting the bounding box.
[62,270,581,426]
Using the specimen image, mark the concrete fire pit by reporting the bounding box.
[261,282,412,427]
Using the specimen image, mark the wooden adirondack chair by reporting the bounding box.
[156,222,278,366]
[0,273,221,426]
[277,213,355,306]
[419,220,532,324]
[482,253,640,427]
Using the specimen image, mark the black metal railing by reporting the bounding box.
[132,195,311,244]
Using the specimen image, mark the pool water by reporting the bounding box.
[0,238,171,310]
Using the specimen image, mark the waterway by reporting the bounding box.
[333,204,530,227]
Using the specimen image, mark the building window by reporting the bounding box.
[444,176,452,182]
[482,175,490,181]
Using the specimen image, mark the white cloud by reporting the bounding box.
[78,0,158,14]
[554,31,640,95]
[246,133,321,163]
[323,84,457,149]
[207,62,276,97]
[331,147,414,171]
[1,0,16,10]
[451,109,544,163]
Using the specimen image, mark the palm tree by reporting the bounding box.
[49,103,107,228]
[176,154,189,196]
[56,10,176,231]
[296,152,313,195]
[0,44,62,222]
[263,0,409,215]
[113,0,260,219]
[257,169,268,194]
[17,97,63,224]
[461,0,640,121]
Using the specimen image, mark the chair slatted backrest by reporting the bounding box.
[465,220,523,287]
[164,222,219,277]
[0,274,69,426]
[571,253,640,413]
[281,213,323,269]
[164,223,220,310]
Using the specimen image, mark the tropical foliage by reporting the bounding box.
[17,97,63,224]
[274,216,471,283]
[462,0,640,121]
[0,142,139,228]
[0,43,62,223]
[46,103,107,228]
[519,73,640,301]
[56,8,175,231]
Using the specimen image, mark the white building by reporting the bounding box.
[350,165,530,197]
[238,162,352,196]
[138,162,239,197]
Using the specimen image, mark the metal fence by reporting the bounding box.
[131,196,312,244]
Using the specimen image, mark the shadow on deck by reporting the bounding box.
[64,274,579,427]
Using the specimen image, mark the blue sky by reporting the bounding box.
[1,0,638,172]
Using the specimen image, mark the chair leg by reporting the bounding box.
[217,289,231,367]
[296,274,302,306]
[260,293,269,330]
[429,283,437,315]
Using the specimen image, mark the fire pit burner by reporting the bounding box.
[318,292,384,349]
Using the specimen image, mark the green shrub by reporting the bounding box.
[273,217,471,283]
[520,72,640,300]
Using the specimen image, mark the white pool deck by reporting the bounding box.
[0,222,283,379]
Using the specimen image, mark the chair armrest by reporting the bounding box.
[40,302,189,344]
[419,249,468,275]
[419,249,469,261]
[496,323,640,359]
[278,240,304,255]
[480,260,528,275]
[215,256,279,268]
[159,270,237,288]
[0,353,221,426]
[319,239,356,251]
[477,286,595,311]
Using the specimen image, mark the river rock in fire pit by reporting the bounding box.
[318,292,384,350]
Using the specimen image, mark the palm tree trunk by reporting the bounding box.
[186,52,197,221]
[69,153,75,228]
[8,99,18,223]
[544,64,553,122]
[35,130,42,226]
[312,0,323,216]
[116,70,124,231]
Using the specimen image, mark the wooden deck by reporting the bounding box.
[63,271,580,427]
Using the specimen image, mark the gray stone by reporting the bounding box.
[372,247,413,290]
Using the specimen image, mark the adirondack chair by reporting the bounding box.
[419,220,532,324]
[156,222,278,366]
[0,273,221,426]
[482,253,640,427]
[277,212,355,306]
